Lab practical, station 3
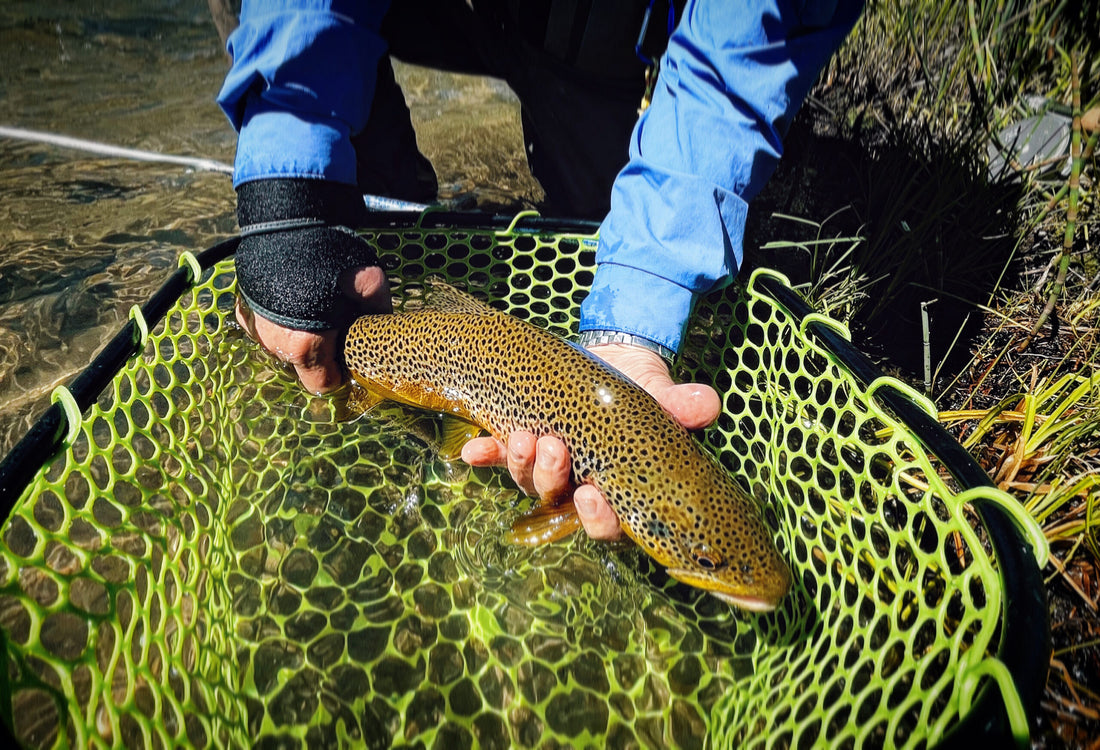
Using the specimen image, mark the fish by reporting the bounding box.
[343,281,791,612]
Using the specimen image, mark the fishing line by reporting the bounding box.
[0,124,233,173]
[0,124,427,211]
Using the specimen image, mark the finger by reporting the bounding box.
[573,484,623,540]
[250,316,345,394]
[532,436,571,504]
[289,330,344,394]
[505,432,537,496]
[292,357,344,394]
[460,436,508,466]
[340,265,392,314]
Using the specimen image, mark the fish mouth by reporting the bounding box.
[666,568,782,613]
[707,589,778,613]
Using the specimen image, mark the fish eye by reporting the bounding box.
[691,544,725,571]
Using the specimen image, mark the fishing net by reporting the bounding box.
[0,213,1048,749]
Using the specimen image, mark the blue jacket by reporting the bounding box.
[218,0,862,353]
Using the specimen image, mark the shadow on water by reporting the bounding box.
[748,103,1025,384]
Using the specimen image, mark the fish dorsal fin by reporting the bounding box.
[414,279,502,316]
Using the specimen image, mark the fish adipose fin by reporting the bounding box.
[508,500,583,546]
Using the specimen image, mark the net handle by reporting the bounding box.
[413,205,447,229]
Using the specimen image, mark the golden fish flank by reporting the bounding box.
[345,282,791,612]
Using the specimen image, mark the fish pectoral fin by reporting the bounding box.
[336,382,387,421]
[507,500,582,546]
[437,416,484,460]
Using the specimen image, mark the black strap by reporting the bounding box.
[239,217,328,237]
[236,178,368,229]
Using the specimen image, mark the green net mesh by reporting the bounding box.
[0,220,1045,749]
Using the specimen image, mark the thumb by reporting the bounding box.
[647,379,723,431]
[588,343,721,430]
[239,300,345,394]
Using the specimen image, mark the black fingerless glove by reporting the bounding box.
[235,178,379,331]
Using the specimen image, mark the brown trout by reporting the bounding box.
[344,282,790,611]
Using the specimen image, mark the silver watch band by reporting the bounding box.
[575,329,676,365]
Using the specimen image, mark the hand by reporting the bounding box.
[460,343,722,540]
[235,265,391,394]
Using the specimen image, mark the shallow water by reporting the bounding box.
[0,0,542,458]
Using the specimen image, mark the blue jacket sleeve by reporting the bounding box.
[216,0,391,189]
[579,0,863,353]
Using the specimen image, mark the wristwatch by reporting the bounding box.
[575,329,676,367]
